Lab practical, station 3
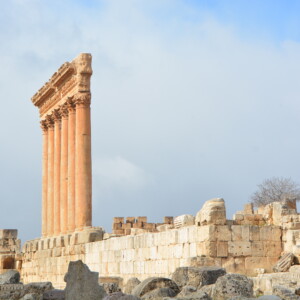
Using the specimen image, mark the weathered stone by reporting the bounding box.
[64,260,107,300]
[0,270,20,284]
[257,296,282,300]
[124,278,141,295]
[198,284,214,298]
[174,215,195,228]
[211,274,253,300]
[195,198,226,226]
[176,286,198,298]
[141,287,177,299]
[100,282,121,294]
[20,294,42,300]
[43,289,65,299]
[171,266,226,289]
[273,253,294,272]
[132,277,179,298]
[103,291,140,300]
[272,285,300,300]
[19,282,54,299]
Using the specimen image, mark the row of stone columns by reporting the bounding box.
[40,93,92,237]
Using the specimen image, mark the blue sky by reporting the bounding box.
[0,0,300,243]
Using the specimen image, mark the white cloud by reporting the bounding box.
[93,156,151,191]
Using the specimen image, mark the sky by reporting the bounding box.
[0,0,300,243]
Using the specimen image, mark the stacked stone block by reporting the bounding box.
[112,217,174,236]
[0,230,21,274]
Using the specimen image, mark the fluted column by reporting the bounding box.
[46,115,55,236]
[67,99,76,232]
[53,110,61,236]
[75,93,92,230]
[41,120,48,237]
[60,104,69,234]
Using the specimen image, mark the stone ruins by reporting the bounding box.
[2,53,300,298]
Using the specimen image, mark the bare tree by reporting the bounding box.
[251,177,300,207]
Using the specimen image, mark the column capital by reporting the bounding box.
[74,92,91,107]
[60,103,69,119]
[67,97,76,113]
[40,120,48,133]
[45,115,54,129]
[53,109,62,124]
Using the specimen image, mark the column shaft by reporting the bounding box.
[53,111,61,236]
[46,117,55,236]
[41,121,48,237]
[60,105,68,234]
[75,93,92,230]
[67,101,76,232]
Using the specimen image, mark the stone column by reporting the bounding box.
[60,104,69,234]
[46,115,55,236]
[53,109,61,236]
[41,120,48,237]
[75,93,92,230]
[67,99,76,232]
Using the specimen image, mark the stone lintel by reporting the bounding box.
[31,53,92,119]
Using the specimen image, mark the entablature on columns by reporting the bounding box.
[32,53,92,120]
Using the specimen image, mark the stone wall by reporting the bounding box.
[21,222,282,289]
[0,230,21,274]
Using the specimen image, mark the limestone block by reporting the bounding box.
[250,226,260,241]
[202,241,217,257]
[273,253,294,272]
[195,198,226,226]
[217,242,228,257]
[216,225,231,241]
[178,227,189,244]
[245,257,278,275]
[52,248,62,257]
[195,225,216,242]
[164,216,174,224]
[187,256,216,268]
[233,214,244,222]
[156,224,174,232]
[182,243,190,258]
[190,243,197,257]
[244,203,254,214]
[231,225,250,241]
[264,241,282,257]
[228,241,251,256]
[251,241,264,257]
[137,217,147,223]
[260,226,280,241]
[174,215,195,228]
[113,217,124,223]
[0,230,18,239]
[173,244,183,259]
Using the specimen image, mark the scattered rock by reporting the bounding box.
[174,215,195,228]
[163,290,210,300]
[100,282,121,294]
[64,260,107,300]
[19,294,42,300]
[272,285,300,300]
[257,296,282,300]
[43,289,65,299]
[198,284,214,298]
[273,253,294,272]
[211,274,253,300]
[177,285,197,297]
[132,277,179,298]
[195,198,226,226]
[103,291,140,300]
[141,287,177,299]
[22,282,53,295]
[0,270,20,284]
[172,267,226,289]
[124,278,141,295]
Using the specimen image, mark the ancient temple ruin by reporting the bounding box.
[2,54,300,296]
[32,53,93,236]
